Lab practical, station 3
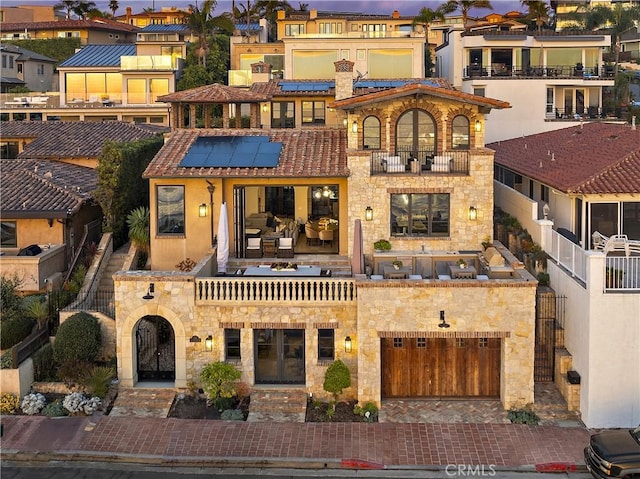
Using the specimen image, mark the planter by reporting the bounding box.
[393,265,400,270]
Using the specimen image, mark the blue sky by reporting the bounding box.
[6,0,524,17]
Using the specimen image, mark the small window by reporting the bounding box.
[417,338,426,348]
[393,338,403,348]
[0,221,17,247]
[225,329,241,360]
[157,185,185,235]
[455,338,465,348]
[363,116,380,149]
[473,87,485,97]
[451,115,470,149]
[479,338,488,348]
[302,101,325,125]
[271,102,295,128]
[318,329,334,360]
[37,64,44,75]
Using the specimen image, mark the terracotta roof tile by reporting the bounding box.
[0,159,97,218]
[158,83,269,103]
[143,128,348,179]
[1,121,166,159]
[488,122,640,194]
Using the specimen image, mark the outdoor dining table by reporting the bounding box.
[243,265,323,277]
[449,264,477,279]
[383,265,412,279]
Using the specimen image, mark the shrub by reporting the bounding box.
[21,393,46,415]
[507,406,540,425]
[63,392,101,415]
[79,366,116,398]
[58,360,93,385]
[199,361,241,402]
[33,344,56,381]
[373,239,391,251]
[323,359,351,404]
[41,400,68,417]
[0,275,24,323]
[0,317,35,349]
[220,409,244,421]
[23,295,50,330]
[537,272,550,287]
[0,393,20,415]
[214,396,236,412]
[353,401,379,422]
[53,312,101,365]
[0,350,14,369]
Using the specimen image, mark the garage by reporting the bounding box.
[381,337,501,398]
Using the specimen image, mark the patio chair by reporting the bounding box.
[246,237,262,258]
[277,237,294,258]
[305,224,319,245]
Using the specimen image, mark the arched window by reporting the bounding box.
[395,109,436,158]
[363,116,380,149]
[451,115,470,149]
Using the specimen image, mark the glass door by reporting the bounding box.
[255,329,305,384]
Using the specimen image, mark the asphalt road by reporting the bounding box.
[1,462,595,479]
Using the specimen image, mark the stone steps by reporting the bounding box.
[108,387,176,418]
[246,388,308,422]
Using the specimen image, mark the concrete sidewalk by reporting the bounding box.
[0,414,590,472]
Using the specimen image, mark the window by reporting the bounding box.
[318,329,335,360]
[0,221,17,247]
[391,193,450,237]
[157,185,185,234]
[417,338,426,348]
[473,87,485,97]
[17,64,23,74]
[451,115,470,149]
[8,56,13,69]
[225,329,241,360]
[393,338,403,348]
[285,24,305,36]
[271,102,295,128]
[363,116,380,149]
[319,22,342,34]
[1,55,6,68]
[396,109,436,158]
[302,101,325,125]
[37,64,44,75]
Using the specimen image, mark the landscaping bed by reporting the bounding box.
[168,393,250,421]
[305,399,378,423]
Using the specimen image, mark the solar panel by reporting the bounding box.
[179,136,282,168]
[279,81,333,92]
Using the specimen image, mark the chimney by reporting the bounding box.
[126,6,132,23]
[277,9,286,20]
[251,61,272,83]
[334,59,355,101]
[392,10,400,19]
[310,8,317,20]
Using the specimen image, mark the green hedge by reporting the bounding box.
[0,317,35,349]
[53,312,102,365]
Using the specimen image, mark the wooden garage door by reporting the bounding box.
[381,337,500,398]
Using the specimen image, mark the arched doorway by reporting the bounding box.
[135,315,175,381]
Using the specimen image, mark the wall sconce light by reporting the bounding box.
[351,121,358,133]
[468,206,477,221]
[343,118,348,127]
[365,206,373,221]
[475,120,482,132]
[189,335,201,343]
[344,336,353,353]
[543,203,550,219]
[205,335,213,352]
[199,203,207,217]
[262,103,268,112]
[142,283,155,300]
[438,310,450,329]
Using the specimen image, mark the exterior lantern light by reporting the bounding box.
[344,336,353,353]
[142,283,155,300]
[199,203,207,217]
[262,103,268,112]
[475,120,482,132]
[365,206,373,221]
[205,335,213,352]
[438,310,450,329]
[351,121,358,133]
[468,205,478,221]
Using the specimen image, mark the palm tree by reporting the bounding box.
[126,206,150,254]
[233,0,260,41]
[54,0,77,19]
[441,0,493,30]
[24,296,50,331]
[187,0,217,68]
[256,0,293,41]
[521,0,550,32]
[72,0,96,20]
[412,6,449,76]
[109,0,119,18]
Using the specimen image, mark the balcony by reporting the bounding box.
[0,244,66,292]
[464,64,611,80]
[120,55,176,71]
[370,148,470,175]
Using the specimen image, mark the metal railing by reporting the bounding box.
[605,256,640,292]
[65,288,115,317]
[196,277,357,304]
[545,228,588,282]
[464,64,608,79]
[370,149,470,175]
[546,106,605,120]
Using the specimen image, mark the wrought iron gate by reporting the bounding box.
[534,289,566,382]
[136,316,175,380]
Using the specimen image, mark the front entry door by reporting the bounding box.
[255,329,305,384]
[136,315,175,380]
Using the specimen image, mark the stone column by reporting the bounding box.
[189,104,196,129]
[223,105,230,128]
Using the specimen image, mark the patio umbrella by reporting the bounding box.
[217,202,229,274]
[351,218,365,275]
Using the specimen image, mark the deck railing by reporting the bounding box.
[196,277,356,304]
[546,228,588,282]
[605,256,640,292]
[370,149,469,175]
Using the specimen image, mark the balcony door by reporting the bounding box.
[255,329,305,384]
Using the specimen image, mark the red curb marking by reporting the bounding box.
[536,462,577,472]
[342,458,384,469]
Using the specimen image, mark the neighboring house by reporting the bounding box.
[438,29,615,143]
[115,6,191,28]
[0,4,61,24]
[552,0,640,31]
[113,60,540,414]
[490,122,640,428]
[620,25,640,63]
[0,158,99,291]
[0,18,138,44]
[2,26,186,125]
[0,43,56,93]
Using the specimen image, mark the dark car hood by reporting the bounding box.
[591,430,640,462]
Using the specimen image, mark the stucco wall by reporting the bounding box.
[0,358,34,398]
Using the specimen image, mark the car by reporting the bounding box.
[584,426,640,478]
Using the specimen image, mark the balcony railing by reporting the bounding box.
[464,64,611,80]
[196,277,356,304]
[370,148,470,175]
[120,55,176,71]
[546,106,604,120]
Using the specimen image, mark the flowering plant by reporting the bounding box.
[21,392,46,415]
[63,392,101,415]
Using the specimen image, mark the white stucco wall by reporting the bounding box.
[548,253,640,428]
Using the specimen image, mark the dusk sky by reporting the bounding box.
[5,0,525,17]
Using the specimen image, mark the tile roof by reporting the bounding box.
[139,24,191,33]
[488,122,640,195]
[0,121,166,159]
[330,82,510,111]
[144,128,348,179]
[58,44,137,68]
[0,159,97,218]
[158,83,269,103]
[1,19,139,33]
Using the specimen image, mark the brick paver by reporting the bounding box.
[0,414,590,468]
